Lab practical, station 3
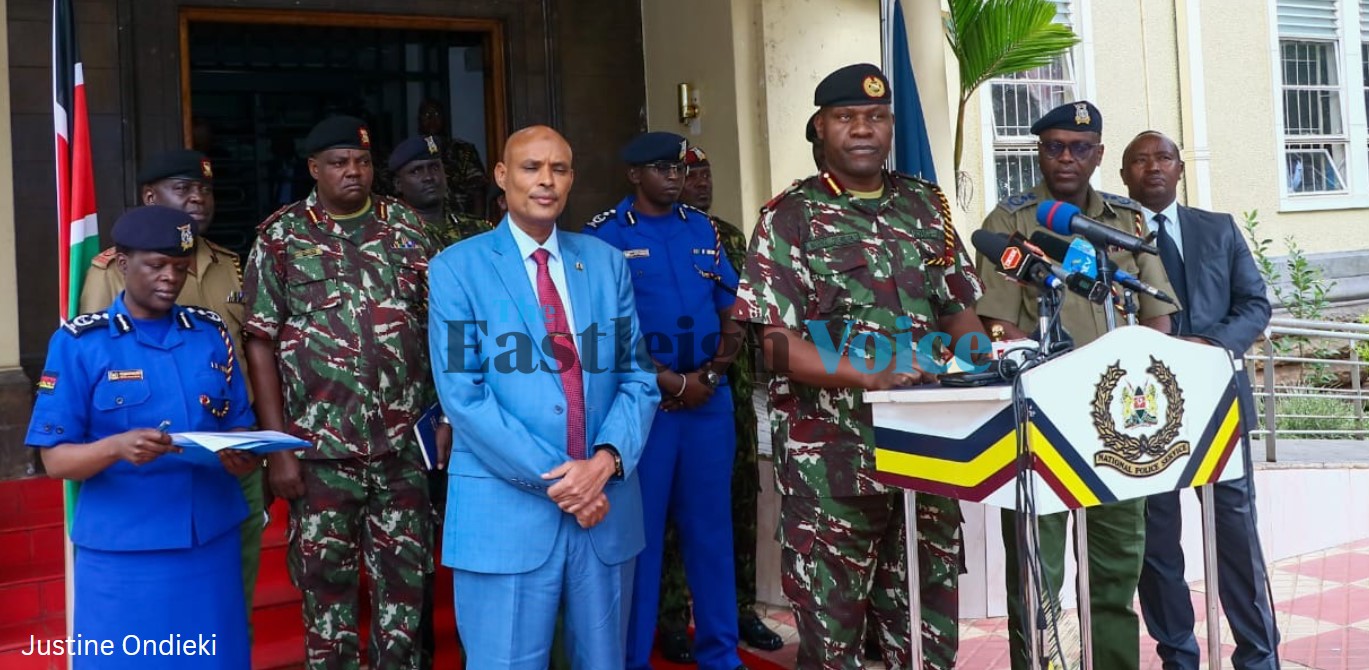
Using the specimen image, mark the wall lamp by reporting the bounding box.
[678,83,700,125]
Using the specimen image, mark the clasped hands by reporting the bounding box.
[542,450,617,529]
[658,369,714,412]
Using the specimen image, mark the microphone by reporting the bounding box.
[970,229,1068,291]
[1028,232,1177,305]
[1035,200,1160,256]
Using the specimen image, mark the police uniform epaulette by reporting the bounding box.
[1099,192,1142,211]
[90,247,118,270]
[679,203,708,220]
[760,179,805,214]
[997,191,1040,213]
[256,202,297,232]
[61,312,112,337]
[584,208,616,229]
[182,305,225,327]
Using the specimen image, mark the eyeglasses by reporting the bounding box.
[643,161,687,176]
[1038,140,1099,160]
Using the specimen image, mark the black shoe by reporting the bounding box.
[658,629,695,664]
[862,634,882,662]
[738,613,784,651]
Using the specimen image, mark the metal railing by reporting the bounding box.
[1248,317,1369,461]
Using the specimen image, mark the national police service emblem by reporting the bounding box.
[1074,102,1091,126]
[425,136,439,155]
[1091,356,1189,477]
[178,223,194,251]
[200,159,213,179]
[862,76,886,98]
[678,139,688,160]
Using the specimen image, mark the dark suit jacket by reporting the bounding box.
[1172,205,1272,426]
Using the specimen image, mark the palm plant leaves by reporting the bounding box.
[945,0,1080,173]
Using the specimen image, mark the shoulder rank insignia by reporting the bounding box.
[375,198,390,222]
[997,191,1040,213]
[1099,191,1141,211]
[584,208,616,230]
[679,203,707,220]
[90,247,117,270]
[183,306,225,326]
[761,179,805,214]
[256,202,297,232]
[61,312,111,337]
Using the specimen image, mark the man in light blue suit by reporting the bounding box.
[427,125,660,670]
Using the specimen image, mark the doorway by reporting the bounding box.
[178,8,507,256]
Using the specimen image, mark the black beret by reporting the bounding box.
[388,135,444,172]
[805,113,819,144]
[137,149,212,186]
[303,116,372,155]
[112,205,197,257]
[621,131,688,165]
[814,63,891,108]
[1030,101,1102,135]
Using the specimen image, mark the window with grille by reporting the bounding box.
[986,1,1078,202]
[1277,0,1351,194]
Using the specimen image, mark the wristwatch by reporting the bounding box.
[596,445,624,478]
[700,369,721,390]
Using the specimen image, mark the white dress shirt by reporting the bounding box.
[508,217,578,339]
[1140,200,1184,260]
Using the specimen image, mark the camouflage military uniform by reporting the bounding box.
[658,215,763,632]
[976,183,1177,670]
[734,171,984,670]
[243,192,437,670]
[79,238,266,629]
[439,137,488,219]
[425,209,495,249]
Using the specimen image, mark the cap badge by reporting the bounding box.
[425,136,439,155]
[678,139,688,160]
[200,159,213,179]
[359,128,371,148]
[862,76,886,98]
[178,223,194,251]
[1074,102,1091,126]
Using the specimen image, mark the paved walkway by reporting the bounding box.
[745,537,1369,669]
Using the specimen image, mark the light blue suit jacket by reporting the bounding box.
[428,219,659,574]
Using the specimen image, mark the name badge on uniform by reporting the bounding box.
[291,247,323,260]
[226,290,245,304]
[107,370,144,382]
[692,248,718,256]
[624,249,650,259]
[909,228,942,240]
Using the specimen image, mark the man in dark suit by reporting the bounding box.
[427,125,659,669]
[1121,130,1280,670]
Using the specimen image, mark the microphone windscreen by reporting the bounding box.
[1035,200,1081,235]
[970,229,1010,266]
[1028,231,1070,262]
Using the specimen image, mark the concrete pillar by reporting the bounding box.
[0,0,36,479]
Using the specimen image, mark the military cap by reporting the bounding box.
[805,113,819,144]
[621,131,688,165]
[303,115,372,155]
[388,135,444,172]
[683,145,709,166]
[1030,101,1102,135]
[112,205,197,257]
[813,63,890,108]
[136,149,212,187]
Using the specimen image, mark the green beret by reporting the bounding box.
[112,206,196,257]
[1030,101,1102,135]
[814,63,890,108]
[621,131,688,165]
[137,149,212,186]
[303,116,372,155]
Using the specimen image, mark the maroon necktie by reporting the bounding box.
[532,248,586,459]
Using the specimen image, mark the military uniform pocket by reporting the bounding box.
[92,378,151,432]
[810,247,876,316]
[285,254,342,314]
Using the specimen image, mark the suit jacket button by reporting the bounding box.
[553,405,564,414]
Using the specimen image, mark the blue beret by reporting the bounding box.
[137,149,212,186]
[303,116,372,155]
[388,135,444,172]
[112,205,197,257]
[1030,101,1102,135]
[814,63,890,108]
[621,131,688,165]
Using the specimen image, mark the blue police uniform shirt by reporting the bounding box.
[584,196,739,376]
[26,294,255,552]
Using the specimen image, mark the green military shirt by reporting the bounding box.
[975,183,1177,345]
[243,192,440,460]
[733,171,984,498]
[425,209,495,249]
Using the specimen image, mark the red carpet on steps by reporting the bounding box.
[0,481,789,670]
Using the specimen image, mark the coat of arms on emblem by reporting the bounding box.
[1092,356,1190,477]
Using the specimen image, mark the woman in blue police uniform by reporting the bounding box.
[584,131,748,670]
[26,206,256,669]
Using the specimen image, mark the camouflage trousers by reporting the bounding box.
[780,492,961,670]
[288,449,434,670]
[658,400,762,630]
